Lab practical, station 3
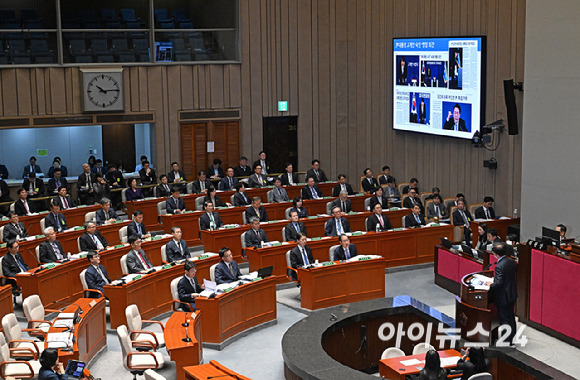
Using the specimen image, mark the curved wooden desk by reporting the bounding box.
[379,349,461,380]
[184,360,251,380]
[15,236,171,310]
[195,276,278,349]
[104,255,221,329]
[298,258,386,310]
[165,311,203,380]
[46,297,107,365]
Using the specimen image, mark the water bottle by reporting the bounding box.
[67,252,72,260]
[376,224,380,233]
[512,209,518,218]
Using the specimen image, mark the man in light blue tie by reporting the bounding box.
[289,233,314,281]
[404,204,426,228]
[334,234,359,260]
[324,207,352,236]
[301,177,323,200]
[284,210,307,241]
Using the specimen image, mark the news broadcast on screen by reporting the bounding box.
[393,36,486,139]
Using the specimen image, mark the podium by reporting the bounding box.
[455,270,497,343]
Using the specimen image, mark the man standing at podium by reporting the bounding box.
[489,242,518,346]
[214,247,241,284]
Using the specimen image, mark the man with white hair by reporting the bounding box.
[38,226,66,263]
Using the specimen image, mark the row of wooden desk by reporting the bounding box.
[0,204,102,236]
[15,235,172,311]
[245,224,454,283]
[124,181,341,230]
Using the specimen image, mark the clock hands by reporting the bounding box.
[95,85,120,93]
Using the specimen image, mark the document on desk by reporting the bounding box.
[440,356,460,366]
[401,358,423,366]
[53,319,74,329]
[470,274,493,290]
[47,332,73,348]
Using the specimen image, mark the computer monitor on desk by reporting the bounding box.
[541,226,560,248]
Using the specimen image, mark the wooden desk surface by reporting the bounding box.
[195,276,278,344]
[104,255,221,329]
[60,205,101,229]
[45,298,107,365]
[298,258,386,310]
[184,360,251,380]
[0,285,13,330]
[247,224,454,281]
[379,349,461,379]
[166,311,203,380]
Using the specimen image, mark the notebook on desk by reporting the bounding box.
[258,265,273,278]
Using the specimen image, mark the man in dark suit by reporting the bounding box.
[334,234,358,260]
[22,156,42,178]
[369,187,389,211]
[177,261,204,311]
[105,164,126,189]
[126,235,153,273]
[90,159,107,176]
[378,166,395,186]
[191,171,212,194]
[489,242,518,346]
[219,167,239,191]
[2,212,28,242]
[166,187,186,214]
[325,207,352,236]
[2,240,30,290]
[403,189,424,213]
[47,168,68,195]
[367,203,393,232]
[279,163,299,186]
[128,210,151,239]
[14,188,35,216]
[44,201,68,233]
[452,199,472,244]
[0,178,12,215]
[253,151,272,175]
[245,197,268,222]
[332,174,355,197]
[79,221,108,251]
[384,178,401,207]
[166,226,190,262]
[54,187,76,210]
[443,103,468,132]
[38,227,66,263]
[199,201,224,230]
[233,183,252,207]
[233,156,252,177]
[306,159,328,183]
[331,192,352,214]
[85,252,111,298]
[22,172,44,199]
[156,175,172,197]
[404,204,426,228]
[475,196,496,220]
[138,161,157,185]
[207,158,225,179]
[95,198,118,225]
[247,165,268,188]
[245,217,269,248]
[214,246,242,284]
[285,210,307,242]
[0,162,8,179]
[402,178,420,194]
[168,162,186,184]
[301,177,323,200]
[361,168,380,193]
[426,194,449,221]
[77,163,97,205]
[289,233,314,280]
[47,157,68,178]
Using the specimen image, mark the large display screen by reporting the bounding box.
[392,36,486,139]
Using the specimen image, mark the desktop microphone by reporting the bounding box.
[483,261,496,271]
[182,312,192,343]
[182,311,189,327]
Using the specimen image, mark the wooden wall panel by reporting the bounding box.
[0,0,525,216]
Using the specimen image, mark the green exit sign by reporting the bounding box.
[278,101,288,112]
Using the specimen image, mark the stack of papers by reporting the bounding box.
[47,332,72,348]
[470,274,493,290]
[440,356,460,366]
[401,358,423,366]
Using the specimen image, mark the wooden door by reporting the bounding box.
[102,124,136,171]
[180,120,240,180]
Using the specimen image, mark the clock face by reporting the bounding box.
[86,74,121,108]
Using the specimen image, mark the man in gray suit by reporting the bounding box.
[330,191,352,214]
[271,178,289,202]
[126,235,153,274]
[426,194,449,221]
